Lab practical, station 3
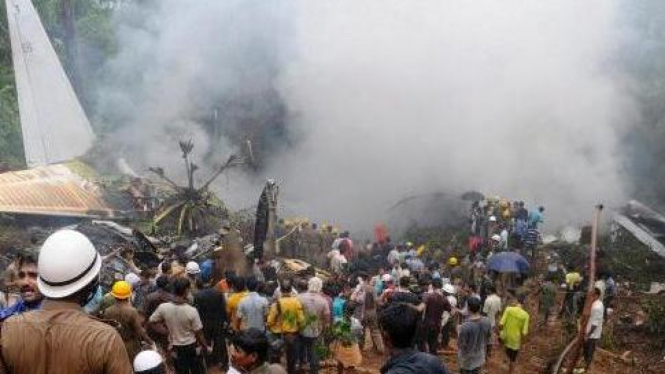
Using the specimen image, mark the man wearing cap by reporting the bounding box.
[103,280,154,361]
[440,283,458,350]
[297,277,330,374]
[134,350,166,374]
[0,229,133,374]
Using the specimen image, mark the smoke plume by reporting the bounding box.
[97,0,635,232]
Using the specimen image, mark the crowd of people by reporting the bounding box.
[0,197,616,374]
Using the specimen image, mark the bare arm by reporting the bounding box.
[195,329,209,350]
[133,312,154,346]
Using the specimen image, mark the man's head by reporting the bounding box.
[17,255,41,303]
[513,291,527,305]
[592,287,601,301]
[468,296,482,315]
[399,276,411,289]
[308,277,323,293]
[468,283,478,294]
[539,206,545,213]
[232,276,247,292]
[121,248,134,260]
[246,276,259,293]
[230,328,270,371]
[224,270,236,280]
[296,278,309,293]
[507,289,518,304]
[487,284,496,295]
[379,303,419,350]
[160,261,172,275]
[155,275,170,291]
[172,277,191,298]
[432,277,443,290]
[280,279,293,295]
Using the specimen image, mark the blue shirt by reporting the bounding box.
[527,209,543,228]
[332,297,346,322]
[0,299,42,321]
[515,219,528,237]
[237,292,269,331]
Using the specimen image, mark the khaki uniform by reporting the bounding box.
[0,300,132,374]
[103,304,144,360]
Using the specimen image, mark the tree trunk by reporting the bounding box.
[60,0,84,103]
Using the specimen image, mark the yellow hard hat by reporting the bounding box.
[416,245,426,256]
[111,280,132,299]
[448,257,458,266]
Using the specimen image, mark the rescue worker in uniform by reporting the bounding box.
[0,229,133,374]
[103,280,154,361]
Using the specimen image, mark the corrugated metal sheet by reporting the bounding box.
[0,164,118,217]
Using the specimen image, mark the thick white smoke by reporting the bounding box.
[273,0,633,230]
[98,0,634,232]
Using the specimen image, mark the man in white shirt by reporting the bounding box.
[483,285,502,329]
[441,283,458,349]
[483,285,502,357]
[579,288,604,374]
[149,278,210,374]
[499,227,509,250]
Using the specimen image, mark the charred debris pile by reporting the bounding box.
[0,141,274,286]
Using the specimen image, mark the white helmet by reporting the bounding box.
[133,350,163,373]
[491,234,501,242]
[124,272,141,288]
[38,229,101,299]
[442,284,456,294]
[489,216,497,222]
[185,261,201,275]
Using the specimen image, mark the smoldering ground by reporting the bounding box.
[95,0,635,232]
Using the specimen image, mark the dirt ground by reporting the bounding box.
[206,291,664,374]
[205,253,665,374]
